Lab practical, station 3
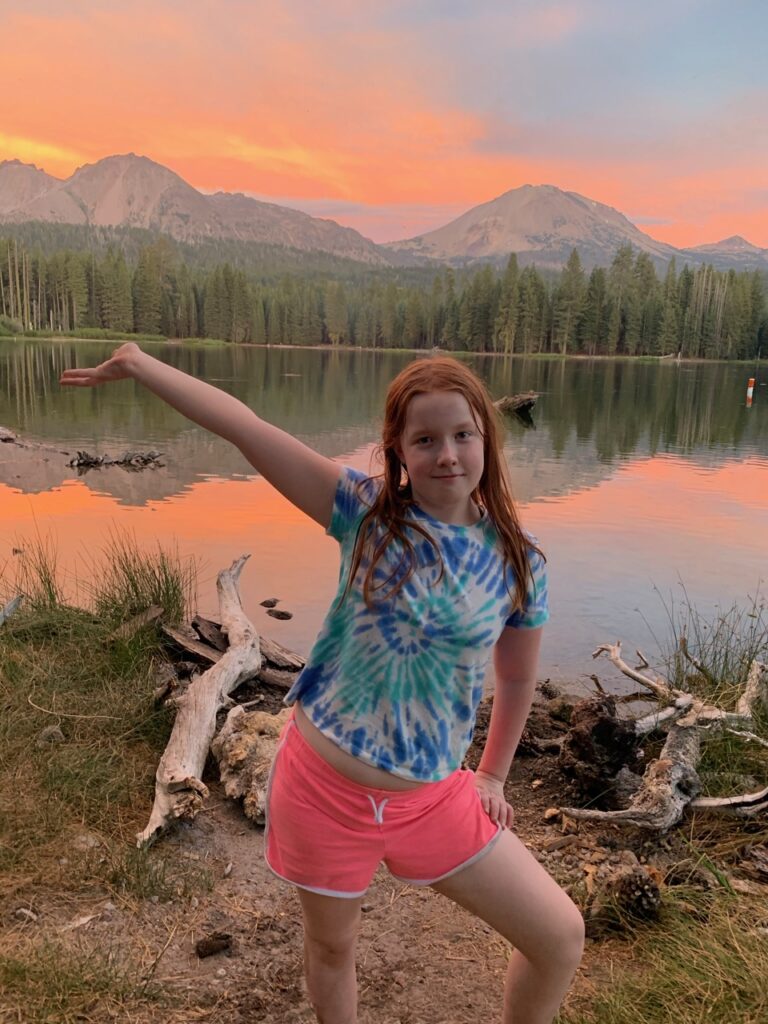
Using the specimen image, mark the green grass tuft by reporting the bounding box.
[88,531,197,627]
[655,583,768,708]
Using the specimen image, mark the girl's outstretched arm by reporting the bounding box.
[60,343,341,529]
[474,625,543,828]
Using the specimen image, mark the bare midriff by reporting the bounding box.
[294,703,425,792]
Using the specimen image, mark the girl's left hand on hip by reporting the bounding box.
[474,771,515,829]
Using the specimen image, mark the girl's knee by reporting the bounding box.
[514,896,584,974]
[304,928,358,966]
[560,900,585,967]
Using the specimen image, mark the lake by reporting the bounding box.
[1,338,766,690]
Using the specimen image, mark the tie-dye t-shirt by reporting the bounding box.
[284,466,548,782]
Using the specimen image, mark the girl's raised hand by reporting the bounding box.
[474,771,515,829]
[59,342,141,387]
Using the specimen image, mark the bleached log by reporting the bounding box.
[563,711,703,831]
[634,694,694,736]
[735,660,768,718]
[136,556,262,846]
[563,646,768,831]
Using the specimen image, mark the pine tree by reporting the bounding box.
[493,254,519,354]
[552,249,585,355]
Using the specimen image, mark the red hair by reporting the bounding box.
[346,355,543,610]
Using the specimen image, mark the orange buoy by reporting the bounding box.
[746,377,755,407]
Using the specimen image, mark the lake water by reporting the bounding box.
[1,339,767,690]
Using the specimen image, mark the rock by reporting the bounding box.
[72,832,100,851]
[196,932,233,958]
[37,725,65,746]
[266,608,293,620]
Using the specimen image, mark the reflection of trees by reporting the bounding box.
[477,356,766,462]
[1,343,766,471]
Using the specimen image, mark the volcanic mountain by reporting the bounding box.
[0,154,390,264]
[385,184,684,269]
[2,155,767,271]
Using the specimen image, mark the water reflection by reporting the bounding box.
[1,340,766,681]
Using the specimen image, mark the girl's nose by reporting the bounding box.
[436,442,458,464]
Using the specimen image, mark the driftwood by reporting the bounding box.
[211,705,292,824]
[561,642,768,831]
[0,594,24,628]
[108,604,164,641]
[494,392,538,415]
[494,392,538,428]
[68,449,164,471]
[163,616,303,689]
[136,556,263,846]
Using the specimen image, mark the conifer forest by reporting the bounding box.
[1,231,765,359]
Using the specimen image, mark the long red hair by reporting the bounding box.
[346,355,543,610]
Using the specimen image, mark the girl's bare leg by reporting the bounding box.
[432,829,584,1024]
[297,889,363,1024]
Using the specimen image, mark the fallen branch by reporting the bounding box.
[562,644,768,831]
[591,642,683,702]
[136,555,262,846]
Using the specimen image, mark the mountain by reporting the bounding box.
[0,160,60,214]
[385,184,682,269]
[0,154,393,265]
[2,155,767,273]
[677,235,768,272]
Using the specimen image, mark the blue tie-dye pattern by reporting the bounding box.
[284,466,549,782]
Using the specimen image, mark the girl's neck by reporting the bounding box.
[411,492,483,527]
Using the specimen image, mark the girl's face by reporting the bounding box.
[396,390,485,525]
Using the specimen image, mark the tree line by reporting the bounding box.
[1,236,765,359]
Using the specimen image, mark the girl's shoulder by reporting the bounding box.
[327,465,381,540]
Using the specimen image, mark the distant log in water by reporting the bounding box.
[67,449,164,471]
[494,392,538,428]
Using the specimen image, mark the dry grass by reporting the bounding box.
[560,889,768,1024]
[0,536,212,1022]
[0,934,163,1024]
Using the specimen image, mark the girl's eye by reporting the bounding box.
[416,437,432,445]
[456,431,472,439]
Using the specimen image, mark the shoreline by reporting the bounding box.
[4,334,756,366]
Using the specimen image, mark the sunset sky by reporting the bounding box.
[1,0,766,246]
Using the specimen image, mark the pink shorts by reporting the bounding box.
[265,720,501,898]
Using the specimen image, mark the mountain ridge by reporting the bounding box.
[1,154,766,272]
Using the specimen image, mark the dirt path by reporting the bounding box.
[6,701,641,1023]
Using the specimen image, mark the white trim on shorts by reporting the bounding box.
[389,821,503,886]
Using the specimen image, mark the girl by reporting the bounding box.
[61,345,584,1024]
